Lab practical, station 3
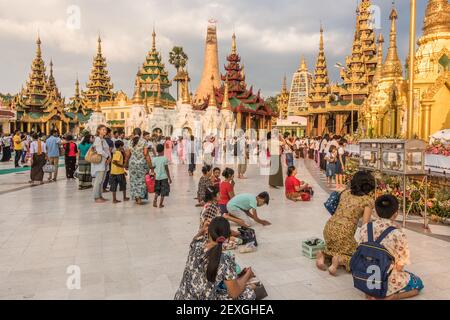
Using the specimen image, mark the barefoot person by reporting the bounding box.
[175,217,256,300]
[316,171,375,275]
[126,128,152,205]
[152,144,172,208]
[356,195,424,300]
[91,125,111,203]
[110,140,129,203]
[225,192,271,227]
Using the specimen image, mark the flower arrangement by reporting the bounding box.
[426,141,450,157]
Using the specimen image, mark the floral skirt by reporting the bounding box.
[129,160,149,200]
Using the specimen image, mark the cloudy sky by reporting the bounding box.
[0,0,429,99]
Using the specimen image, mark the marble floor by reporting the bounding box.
[0,158,450,300]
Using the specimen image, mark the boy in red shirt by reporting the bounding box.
[285,166,311,201]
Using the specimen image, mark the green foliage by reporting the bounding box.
[169,46,188,71]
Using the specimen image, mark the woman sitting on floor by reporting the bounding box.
[284,166,311,201]
[175,217,256,300]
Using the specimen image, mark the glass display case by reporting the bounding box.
[379,139,427,175]
[359,139,381,171]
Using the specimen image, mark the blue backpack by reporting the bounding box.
[350,222,396,298]
[323,191,342,215]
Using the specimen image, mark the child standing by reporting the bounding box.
[325,145,338,187]
[196,165,213,207]
[152,144,172,208]
[110,140,129,203]
[335,139,347,189]
[212,167,221,189]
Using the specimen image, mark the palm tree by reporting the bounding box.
[169,46,188,72]
[169,47,188,100]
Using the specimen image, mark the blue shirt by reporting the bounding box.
[227,193,257,212]
[152,155,168,180]
[46,135,61,157]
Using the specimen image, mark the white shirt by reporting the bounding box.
[30,140,47,154]
[338,146,345,156]
[319,139,328,153]
[204,141,214,154]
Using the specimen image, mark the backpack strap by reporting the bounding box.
[367,222,374,242]
[375,226,397,244]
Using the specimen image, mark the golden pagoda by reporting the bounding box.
[305,25,331,135]
[193,20,222,107]
[288,55,313,114]
[82,36,115,104]
[413,0,450,140]
[135,28,176,108]
[277,75,290,120]
[66,77,93,127]
[339,0,378,101]
[13,36,69,134]
[365,6,408,138]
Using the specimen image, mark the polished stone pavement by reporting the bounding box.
[0,159,449,300]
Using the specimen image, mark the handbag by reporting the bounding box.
[43,162,55,173]
[85,146,102,164]
[238,227,257,247]
[300,192,311,201]
[145,174,155,193]
[323,191,343,215]
[254,282,268,300]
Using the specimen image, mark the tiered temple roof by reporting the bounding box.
[82,36,115,103]
[47,60,62,101]
[66,77,93,123]
[214,34,275,116]
[308,26,331,108]
[277,76,290,119]
[339,0,378,101]
[135,29,176,108]
[13,36,68,123]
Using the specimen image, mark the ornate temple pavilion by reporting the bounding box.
[12,37,73,135]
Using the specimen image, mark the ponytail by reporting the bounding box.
[206,217,231,282]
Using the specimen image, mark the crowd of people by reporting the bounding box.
[0,126,425,300]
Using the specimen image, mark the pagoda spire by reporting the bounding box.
[382,6,402,78]
[339,0,378,100]
[282,74,288,94]
[308,25,330,107]
[152,27,157,52]
[75,76,80,97]
[193,20,221,106]
[182,73,191,104]
[83,36,115,103]
[97,35,102,54]
[372,34,384,85]
[221,75,231,110]
[208,75,217,107]
[36,35,42,58]
[422,0,450,36]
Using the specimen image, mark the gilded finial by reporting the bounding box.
[182,72,191,104]
[282,75,287,93]
[231,32,237,55]
[208,80,217,107]
[222,75,231,110]
[75,75,80,97]
[152,26,156,51]
[300,55,307,71]
[97,35,102,54]
[36,33,42,57]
